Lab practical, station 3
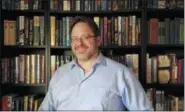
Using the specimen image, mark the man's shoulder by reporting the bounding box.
[49,61,73,87]
[57,61,73,72]
[104,56,127,70]
[51,61,73,79]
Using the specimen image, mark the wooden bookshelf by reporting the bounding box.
[0,0,184,111]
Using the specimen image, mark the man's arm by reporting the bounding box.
[38,88,55,111]
[38,70,59,111]
[120,67,154,111]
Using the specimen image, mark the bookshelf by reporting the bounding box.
[145,0,184,111]
[0,0,184,111]
[0,0,49,111]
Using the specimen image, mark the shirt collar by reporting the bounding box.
[70,52,106,69]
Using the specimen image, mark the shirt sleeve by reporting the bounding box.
[120,67,154,111]
[38,70,59,111]
[38,88,55,111]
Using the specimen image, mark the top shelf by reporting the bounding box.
[1,8,183,17]
[1,9,45,16]
[49,9,142,16]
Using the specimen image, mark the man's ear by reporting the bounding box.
[96,36,102,47]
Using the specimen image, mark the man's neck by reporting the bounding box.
[77,52,99,74]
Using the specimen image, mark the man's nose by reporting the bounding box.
[76,38,84,45]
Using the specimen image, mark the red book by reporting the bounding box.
[2,96,8,111]
[177,59,182,83]
[149,18,158,44]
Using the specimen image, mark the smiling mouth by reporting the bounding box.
[76,47,87,52]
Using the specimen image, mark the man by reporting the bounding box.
[39,16,153,111]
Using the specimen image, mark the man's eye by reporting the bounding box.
[84,36,89,39]
[71,38,74,40]
[74,38,79,40]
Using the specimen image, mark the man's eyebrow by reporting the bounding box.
[71,34,92,37]
[71,36,78,38]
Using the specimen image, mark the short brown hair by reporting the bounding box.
[70,16,100,37]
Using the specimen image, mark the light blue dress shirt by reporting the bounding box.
[39,53,153,111]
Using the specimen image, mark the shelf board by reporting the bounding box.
[101,45,140,49]
[2,45,46,58]
[50,45,140,55]
[100,45,141,54]
[1,83,47,95]
[49,9,142,16]
[145,83,184,96]
[147,8,184,12]
[147,8,183,18]
[147,44,184,55]
[51,46,71,49]
[145,83,184,89]
[2,45,142,49]
[2,83,46,86]
[147,44,184,49]
[3,45,46,49]
[146,44,184,59]
[2,9,45,15]
[51,45,140,49]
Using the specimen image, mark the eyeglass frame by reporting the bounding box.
[70,35,97,43]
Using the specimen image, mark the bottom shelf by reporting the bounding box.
[145,83,184,96]
[145,83,184,111]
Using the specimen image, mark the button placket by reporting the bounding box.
[76,67,95,100]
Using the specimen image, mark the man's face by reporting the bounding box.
[70,22,101,61]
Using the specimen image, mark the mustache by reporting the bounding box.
[75,45,88,49]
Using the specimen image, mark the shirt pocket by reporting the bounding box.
[55,85,78,110]
[78,87,109,110]
[79,87,121,110]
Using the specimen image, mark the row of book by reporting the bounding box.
[147,88,184,111]
[1,54,45,84]
[50,0,141,11]
[50,52,139,79]
[50,16,71,46]
[95,16,141,46]
[2,0,183,11]
[4,16,45,46]
[1,51,138,84]
[4,16,184,46]
[50,16,141,47]
[148,18,184,44]
[1,0,46,10]
[1,94,43,111]
[147,0,184,9]
[146,54,184,84]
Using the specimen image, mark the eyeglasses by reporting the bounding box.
[71,35,95,43]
